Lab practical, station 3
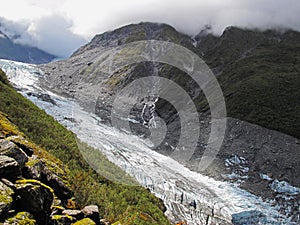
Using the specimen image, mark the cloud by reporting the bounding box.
[0,15,86,58]
[1,0,299,57]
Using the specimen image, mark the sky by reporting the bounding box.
[1,0,299,58]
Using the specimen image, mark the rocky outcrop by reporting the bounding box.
[0,139,28,167]
[14,180,54,224]
[0,181,14,216]
[81,205,100,225]
[0,114,106,225]
[0,155,21,180]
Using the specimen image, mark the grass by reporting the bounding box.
[0,69,170,224]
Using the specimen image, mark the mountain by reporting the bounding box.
[0,30,55,64]
[0,69,170,225]
[1,59,296,224]
[38,22,300,222]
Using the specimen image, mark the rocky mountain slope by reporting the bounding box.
[0,30,55,64]
[0,69,170,225]
[0,112,102,225]
[38,22,300,222]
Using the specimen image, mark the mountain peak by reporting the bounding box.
[72,22,194,57]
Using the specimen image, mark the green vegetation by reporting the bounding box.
[219,44,300,138]
[198,29,300,138]
[0,69,170,224]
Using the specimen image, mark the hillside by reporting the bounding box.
[40,23,300,140]
[196,27,300,139]
[0,69,170,225]
[37,23,300,222]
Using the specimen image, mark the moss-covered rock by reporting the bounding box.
[72,218,96,225]
[62,209,84,220]
[0,139,28,168]
[50,214,75,225]
[0,181,14,216]
[4,211,36,225]
[15,179,54,224]
[81,205,100,224]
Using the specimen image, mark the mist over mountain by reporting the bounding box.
[0,28,55,64]
[1,0,299,58]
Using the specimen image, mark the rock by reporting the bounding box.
[41,166,74,201]
[50,214,75,225]
[9,137,34,156]
[24,158,73,201]
[73,218,96,225]
[0,181,14,216]
[0,139,28,167]
[100,219,110,225]
[15,179,54,224]
[51,205,65,216]
[23,157,43,179]
[3,211,36,225]
[62,209,84,220]
[0,155,21,180]
[81,205,100,224]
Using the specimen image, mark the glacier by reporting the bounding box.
[0,59,297,225]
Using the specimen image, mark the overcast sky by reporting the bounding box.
[1,0,299,58]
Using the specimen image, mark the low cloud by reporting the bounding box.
[0,15,86,58]
[1,0,299,58]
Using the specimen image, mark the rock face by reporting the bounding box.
[0,114,104,225]
[0,139,28,167]
[0,155,21,180]
[15,181,54,224]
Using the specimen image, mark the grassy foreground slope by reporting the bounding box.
[0,69,170,225]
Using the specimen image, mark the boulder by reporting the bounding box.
[73,218,96,225]
[100,219,111,225]
[0,181,14,216]
[15,180,54,225]
[82,205,100,224]
[0,139,28,167]
[62,209,84,220]
[24,159,73,201]
[23,157,43,179]
[10,137,34,156]
[0,155,21,180]
[41,166,74,201]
